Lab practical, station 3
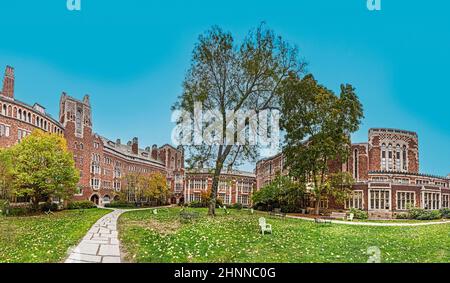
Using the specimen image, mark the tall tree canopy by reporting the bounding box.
[8,130,79,209]
[173,24,305,215]
[280,74,364,214]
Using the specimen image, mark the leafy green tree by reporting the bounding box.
[8,130,79,209]
[252,175,305,209]
[280,74,363,214]
[173,24,305,215]
[122,172,170,204]
[0,149,14,200]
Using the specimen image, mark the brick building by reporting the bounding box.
[184,169,256,207]
[256,128,450,218]
[0,66,184,205]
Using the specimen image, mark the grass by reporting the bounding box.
[118,208,450,263]
[0,208,110,263]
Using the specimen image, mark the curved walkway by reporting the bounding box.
[287,215,450,227]
[65,206,169,263]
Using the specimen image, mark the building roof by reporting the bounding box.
[369,170,449,181]
[187,168,256,178]
[99,136,166,167]
[0,96,64,128]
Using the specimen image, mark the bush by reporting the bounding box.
[395,213,409,219]
[349,208,368,220]
[67,200,96,210]
[440,208,450,219]
[39,202,59,212]
[408,208,442,220]
[4,203,34,216]
[230,203,243,210]
[104,201,136,208]
[0,200,9,215]
[188,201,205,208]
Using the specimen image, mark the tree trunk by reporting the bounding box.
[208,159,226,216]
[315,199,320,215]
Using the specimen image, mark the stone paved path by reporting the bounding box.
[65,209,125,263]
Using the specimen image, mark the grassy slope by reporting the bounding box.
[0,209,110,263]
[119,208,450,263]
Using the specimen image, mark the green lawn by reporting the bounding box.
[0,209,110,263]
[118,208,450,263]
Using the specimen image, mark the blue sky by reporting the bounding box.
[0,0,448,176]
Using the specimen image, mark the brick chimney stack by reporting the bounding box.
[132,137,139,155]
[1,66,15,99]
[151,144,158,160]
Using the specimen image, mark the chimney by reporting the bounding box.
[132,137,139,155]
[1,66,15,99]
[151,144,158,160]
[83,94,90,105]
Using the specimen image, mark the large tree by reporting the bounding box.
[0,149,14,200]
[173,24,305,215]
[280,74,363,214]
[9,130,79,209]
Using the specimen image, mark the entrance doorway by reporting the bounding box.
[90,194,100,205]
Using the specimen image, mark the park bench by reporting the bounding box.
[314,217,332,225]
[269,208,286,218]
[179,211,200,222]
[330,212,347,220]
[259,217,272,235]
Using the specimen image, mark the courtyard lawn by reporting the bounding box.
[0,208,110,263]
[118,208,450,263]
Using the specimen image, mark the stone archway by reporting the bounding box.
[90,194,100,205]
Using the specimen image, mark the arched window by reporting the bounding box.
[388,144,393,170]
[402,145,407,171]
[28,113,31,123]
[2,104,6,115]
[381,143,386,170]
[18,109,22,120]
[353,149,359,180]
[396,144,401,171]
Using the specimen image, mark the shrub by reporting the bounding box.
[408,208,442,220]
[440,208,450,219]
[230,203,243,210]
[349,208,368,220]
[4,203,34,216]
[0,200,9,215]
[395,213,409,220]
[67,200,96,210]
[39,202,59,212]
[188,201,205,208]
[105,201,136,209]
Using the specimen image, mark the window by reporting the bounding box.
[237,195,249,205]
[393,178,410,184]
[17,128,30,142]
[90,178,100,190]
[353,149,358,180]
[395,145,401,171]
[423,192,440,210]
[94,142,99,149]
[416,179,429,185]
[442,194,449,209]
[113,181,121,191]
[219,181,229,192]
[346,191,363,209]
[369,189,391,210]
[402,145,407,171]
[0,124,10,137]
[381,143,386,170]
[388,144,393,170]
[397,192,415,210]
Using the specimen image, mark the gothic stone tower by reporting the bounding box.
[59,93,94,197]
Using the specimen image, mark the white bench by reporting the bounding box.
[347,213,354,221]
[259,217,272,235]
